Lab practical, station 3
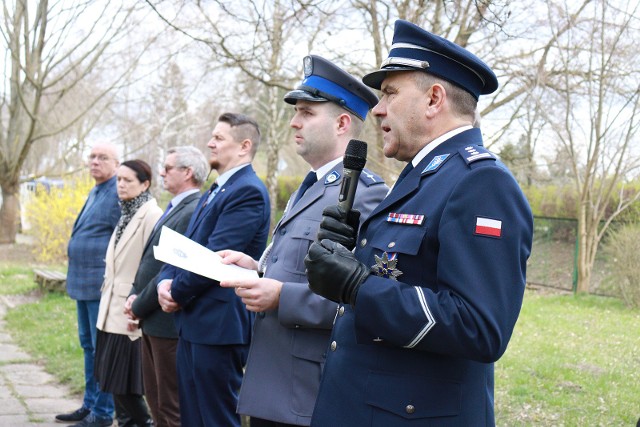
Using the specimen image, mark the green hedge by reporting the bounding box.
[523,182,640,223]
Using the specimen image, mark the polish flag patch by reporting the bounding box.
[475,217,502,238]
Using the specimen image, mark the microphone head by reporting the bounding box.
[344,139,367,171]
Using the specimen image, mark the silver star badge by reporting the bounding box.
[372,252,402,280]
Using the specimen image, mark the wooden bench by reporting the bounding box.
[33,268,67,293]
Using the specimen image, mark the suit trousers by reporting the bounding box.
[141,334,180,427]
[177,339,248,427]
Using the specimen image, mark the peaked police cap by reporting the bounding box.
[362,20,498,99]
[284,55,379,120]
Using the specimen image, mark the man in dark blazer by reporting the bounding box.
[157,113,270,427]
[124,146,209,427]
[219,55,388,427]
[305,21,533,426]
[57,143,120,427]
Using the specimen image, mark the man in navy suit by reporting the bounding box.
[57,143,119,427]
[124,146,209,427]
[157,113,270,427]
[305,20,534,426]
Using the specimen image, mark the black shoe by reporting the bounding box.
[55,407,91,423]
[69,414,113,427]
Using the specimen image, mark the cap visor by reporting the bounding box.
[283,89,328,105]
[363,66,421,89]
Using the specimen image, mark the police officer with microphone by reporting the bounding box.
[305,20,534,426]
[219,55,387,427]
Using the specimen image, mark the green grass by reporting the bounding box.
[0,258,83,395]
[0,261,639,424]
[495,291,640,426]
[0,264,39,295]
[4,291,84,394]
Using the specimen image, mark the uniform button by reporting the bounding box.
[338,306,345,316]
[388,241,396,248]
[330,341,337,351]
[360,238,367,247]
[405,405,415,414]
[272,255,278,263]
[258,312,265,318]
[280,228,286,235]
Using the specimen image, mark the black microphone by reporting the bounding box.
[338,139,367,214]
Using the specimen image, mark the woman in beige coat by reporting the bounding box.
[95,159,162,427]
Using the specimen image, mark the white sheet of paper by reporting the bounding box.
[153,226,258,282]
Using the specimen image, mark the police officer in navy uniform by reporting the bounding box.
[305,20,534,426]
[219,55,387,427]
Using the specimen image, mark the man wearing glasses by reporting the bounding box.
[57,143,120,427]
[124,146,209,427]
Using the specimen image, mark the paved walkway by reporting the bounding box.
[0,295,80,426]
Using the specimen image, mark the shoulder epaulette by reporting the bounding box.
[459,145,496,166]
[359,168,385,187]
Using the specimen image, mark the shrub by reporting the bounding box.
[24,175,94,263]
[523,180,640,224]
[275,175,304,211]
[251,174,306,213]
[523,184,578,218]
[601,224,640,308]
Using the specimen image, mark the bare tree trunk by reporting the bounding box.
[535,1,640,294]
[0,182,20,244]
[265,85,282,235]
[576,204,590,293]
[0,2,153,242]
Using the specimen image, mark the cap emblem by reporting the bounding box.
[303,56,313,77]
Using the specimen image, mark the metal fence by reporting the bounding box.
[528,216,616,296]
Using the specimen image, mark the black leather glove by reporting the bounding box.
[305,239,370,306]
[316,205,361,251]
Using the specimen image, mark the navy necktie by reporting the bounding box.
[194,182,218,222]
[395,162,414,186]
[293,171,317,206]
[202,182,219,209]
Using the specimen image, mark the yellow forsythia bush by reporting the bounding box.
[25,175,94,263]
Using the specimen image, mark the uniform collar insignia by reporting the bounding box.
[325,170,341,184]
[421,154,450,175]
[372,252,403,280]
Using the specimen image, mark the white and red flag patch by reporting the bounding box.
[475,217,502,238]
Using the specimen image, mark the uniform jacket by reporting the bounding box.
[66,176,121,301]
[130,192,200,339]
[96,198,162,338]
[311,128,533,426]
[158,165,270,346]
[237,164,388,425]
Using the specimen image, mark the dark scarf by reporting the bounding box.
[115,191,152,246]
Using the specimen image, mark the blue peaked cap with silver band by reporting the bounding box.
[284,55,379,120]
[362,20,498,100]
